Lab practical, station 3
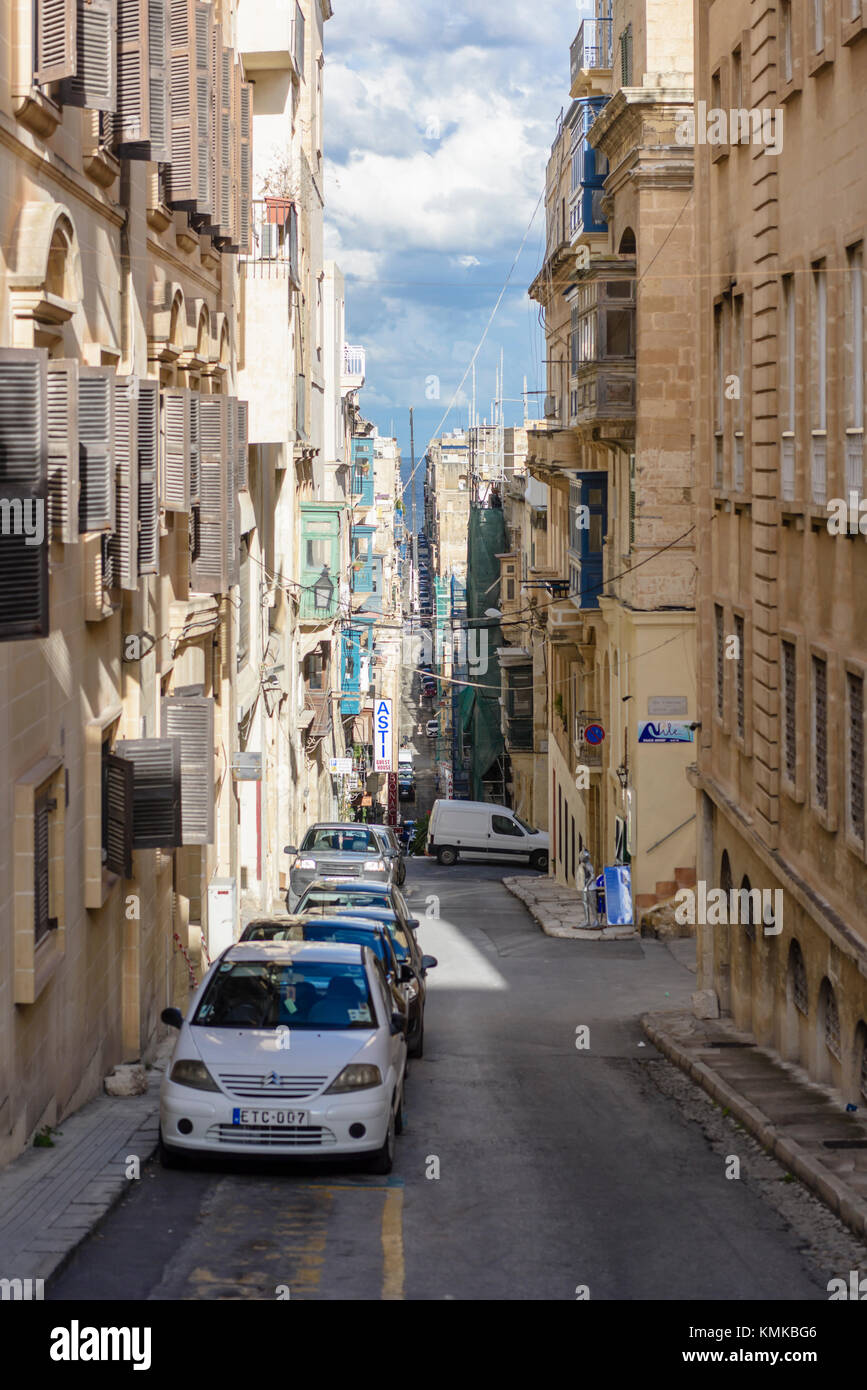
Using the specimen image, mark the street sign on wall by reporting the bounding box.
[637,721,694,744]
[374,698,393,771]
[329,757,353,775]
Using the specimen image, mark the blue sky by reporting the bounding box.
[323,0,592,498]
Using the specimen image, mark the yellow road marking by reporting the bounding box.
[380,1187,405,1301]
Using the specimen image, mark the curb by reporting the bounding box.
[502,877,637,940]
[642,1013,867,1241]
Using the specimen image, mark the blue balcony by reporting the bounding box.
[567,471,607,610]
[569,97,609,241]
[351,437,374,507]
[351,524,376,593]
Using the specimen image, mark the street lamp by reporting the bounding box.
[313,565,334,613]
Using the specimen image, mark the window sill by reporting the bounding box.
[147,202,174,234]
[842,12,867,45]
[779,73,803,103]
[16,927,63,1005]
[807,46,835,76]
[83,145,120,190]
[14,86,62,139]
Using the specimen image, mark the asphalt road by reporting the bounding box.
[49,856,832,1302]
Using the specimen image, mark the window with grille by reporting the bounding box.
[741,877,756,942]
[619,23,632,84]
[715,605,725,718]
[782,641,797,783]
[791,942,808,1014]
[861,1030,867,1101]
[713,303,724,486]
[812,654,828,809]
[237,537,250,670]
[823,981,841,1059]
[735,614,745,737]
[34,780,58,945]
[847,671,865,842]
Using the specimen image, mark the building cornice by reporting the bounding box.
[0,113,124,229]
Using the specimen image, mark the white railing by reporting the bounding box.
[570,18,614,84]
[343,345,366,380]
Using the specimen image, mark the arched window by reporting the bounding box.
[197,307,209,359]
[789,941,808,1015]
[856,1021,867,1102]
[720,850,733,894]
[819,978,841,1060]
[45,217,76,300]
[619,227,636,255]
[741,875,756,941]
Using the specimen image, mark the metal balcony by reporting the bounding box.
[570,18,613,92]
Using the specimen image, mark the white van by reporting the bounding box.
[427,800,549,871]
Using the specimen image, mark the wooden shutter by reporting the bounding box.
[37,0,77,83]
[236,399,248,491]
[119,0,170,160]
[78,366,114,534]
[217,45,232,236]
[115,0,148,142]
[194,3,213,213]
[137,378,159,575]
[162,693,214,843]
[225,396,237,585]
[114,737,181,848]
[46,359,79,544]
[104,749,133,876]
[204,20,222,233]
[161,386,190,511]
[229,57,240,248]
[0,349,49,641]
[239,81,252,255]
[166,0,209,203]
[109,375,139,589]
[188,390,200,504]
[190,394,227,593]
[61,0,117,111]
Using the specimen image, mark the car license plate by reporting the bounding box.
[232,1108,308,1126]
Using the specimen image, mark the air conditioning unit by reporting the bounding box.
[544,395,559,419]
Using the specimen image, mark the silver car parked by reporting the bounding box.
[285,823,396,910]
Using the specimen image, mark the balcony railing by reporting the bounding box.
[570,18,614,86]
[344,345,366,380]
[243,200,300,283]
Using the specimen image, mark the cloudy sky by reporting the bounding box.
[324,0,591,500]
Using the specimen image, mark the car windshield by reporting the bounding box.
[193,960,377,1030]
[514,814,536,833]
[244,923,295,941]
[302,890,391,911]
[300,925,388,966]
[301,828,376,853]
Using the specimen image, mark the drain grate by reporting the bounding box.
[705,1040,755,1048]
[822,1139,867,1150]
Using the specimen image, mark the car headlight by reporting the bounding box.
[363,858,385,871]
[170,1059,220,1092]
[296,858,317,870]
[324,1064,382,1093]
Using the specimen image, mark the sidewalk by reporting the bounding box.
[0,1043,172,1285]
[644,1009,867,1241]
[502,876,636,939]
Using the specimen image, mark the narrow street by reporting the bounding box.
[49,847,839,1301]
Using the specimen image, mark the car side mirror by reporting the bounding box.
[407,917,420,931]
[421,955,438,972]
[161,1007,184,1029]
[390,1012,406,1036]
[399,963,414,983]
[283,845,297,856]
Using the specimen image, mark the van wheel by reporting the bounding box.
[530,850,549,872]
[437,847,458,866]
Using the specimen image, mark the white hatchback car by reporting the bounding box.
[159,941,407,1172]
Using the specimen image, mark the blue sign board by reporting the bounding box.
[603,866,633,925]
